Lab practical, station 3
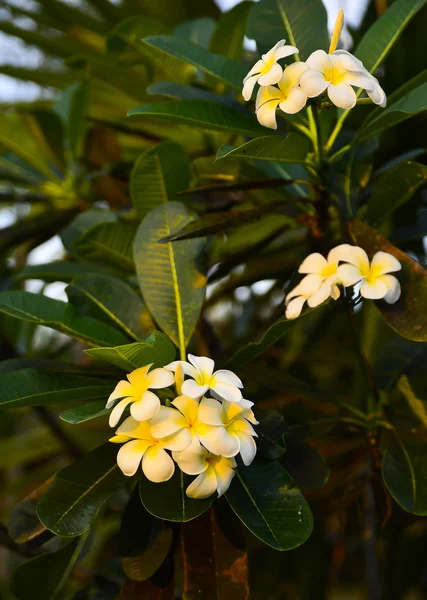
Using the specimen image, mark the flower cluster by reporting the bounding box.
[243,11,386,129]
[285,244,402,319]
[107,355,257,499]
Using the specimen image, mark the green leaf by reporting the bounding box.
[66,274,149,341]
[246,0,328,60]
[54,79,90,158]
[8,479,51,544]
[209,1,252,61]
[73,222,137,272]
[122,529,173,581]
[60,399,110,424]
[106,16,170,54]
[0,291,128,346]
[15,261,117,283]
[37,443,127,537]
[175,17,216,48]
[86,331,176,371]
[147,81,226,103]
[128,100,267,137]
[381,433,427,515]
[216,134,310,163]
[350,220,427,342]
[397,375,427,427]
[141,35,247,89]
[0,368,112,409]
[226,460,313,551]
[367,162,427,227]
[355,0,427,74]
[281,435,329,491]
[227,320,291,369]
[356,83,427,142]
[134,202,207,350]
[130,141,189,220]
[139,469,214,522]
[60,209,116,253]
[12,537,85,600]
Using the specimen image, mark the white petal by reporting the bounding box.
[210,382,242,403]
[263,39,287,59]
[298,252,328,274]
[213,462,236,497]
[343,246,370,270]
[279,86,307,114]
[342,70,376,91]
[126,365,151,388]
[381,275,401,304]
[116,415,151,439]
[117,439,151,476]
[258,63,283,87]
[214,370,243,388]
[164,360,198,379]
[360,279,388,300]
[330,284,341,300]
[186,467,217,499]
[150,406,187,438]
[242,74,259,101]
[181,380,209,399]
[300,70,329,98]
[174,439,208,475]
[327,82,357,109]
[307,282,332,308]
[106,380,134,409]
[337,264,364,287]
[298,273,323,295]
[187,354,215,377]
[327,244,356,266]
[285,283,303,303]
[142,446,175,483]
[237,433,257,466]
[256,97,280,129]
[161,427,192,452]
[371,251,402,275]
[366,77,387,107]
[198,397,224,426]
[109,397,132,428]
[145,368,175,390]
[333,50,364,71]
[229,418,257,437]
[286,296,306,319]
[306,49,330,72]
[130,390,160,422]
[274,44,299,61]
[198,426,240,457]
[172,395,200,422]
[243,59,265,80]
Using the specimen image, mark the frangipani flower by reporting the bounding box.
[173,440,236,499]
[110,416,189,482]
[285,274,339,320]
[106,364,174,427]
[338,249,402,302]
[165,355,243,403]
[197,398,258,466]
[242,39,299,101]
[150,395,205,449]
[255,62,309,129]
[299,10,386,109]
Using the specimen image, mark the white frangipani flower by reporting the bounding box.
[165,355,243,403]
[150,395,205,449]
[106,364,174,427]
[173,440,237,499]
[242,39,299,101]
[255,62,309,129]
[338,249,402,302]
[110,416,189,482]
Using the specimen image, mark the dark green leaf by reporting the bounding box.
[226,460,313,550]
[209,1,252,61]
[8,479,51,544]
[0,291,128,346]
[134,202,207,350]
[73,222,137,272]
[281,435,329,491]
[350,220,427,342]
[139,469,214,522]
[120,486,163,557]
[227,320,291,369]
[106,16,170,54]
[128,100,267,137]
[175,17,216,48]
[60,209,116,253]
[255,409,287,460]
[122,529,173,581]
[37,443,127,537]
[60,399,110,424]
[130,141,189,219]
[85,332,176,371]
[54,79,90,158]
[216,134,310,163]
[397,376,427,427]
[147,81,227,103]
[246,0,328,60]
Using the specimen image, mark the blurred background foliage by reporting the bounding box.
[0,0,427,599]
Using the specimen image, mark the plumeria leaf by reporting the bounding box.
[366,162,427,227]
[209,2,251,61]
[139,469,214,522]
[73,222,137,273]
[85,332,176,371]
[281,435,330,491]
[0,291,128,347]
[8,478,52,545]
[0,368,113,409]
[226,460,313,551]
[15,261,118,283]
[139,35,247,89]
[120,486,163,557]
[147,81,229,103]
[356,83,427,143]
[128,101,267,137]
[355,0,427,75]
[60,400,110,424]
[130,141,189,220]
[122,529,173,582]
[60,209,116,254]
[246,0,328,60]
[66,274,150,341]
[12,537,85,600]
[216,135,310,164]
[37,443,127,537]
[381,431,427,515]
[174,17,216,48]
[350,220,427,342]
[54,79,90,159]
[397,375,427,427]
[133,202,207,350]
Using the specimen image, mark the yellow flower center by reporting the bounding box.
[196,373,214,386]
[206,455,221,467]
[261,56,276,74]
[324,63,346,86]
[364,265,382,285]
[320,263,337,278]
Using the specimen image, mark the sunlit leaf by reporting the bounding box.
[216,135,310,163]
[60,399,109,424]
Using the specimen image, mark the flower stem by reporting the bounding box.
[325,108,350,152]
